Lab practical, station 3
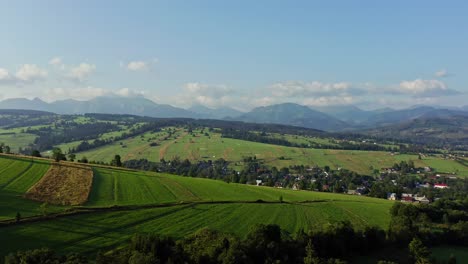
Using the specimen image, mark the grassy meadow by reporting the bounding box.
[0,156,56,220]
[0,155,394,258]
[73,128,468,176]
[0,201,392,257]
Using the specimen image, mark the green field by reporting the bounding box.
[0,201,391,257]
[73,129,468,176]
[0,122,465,176]
[87,167,389,207]
[0,156,54,220]
[0,133,37,152]
[0,155,394,258]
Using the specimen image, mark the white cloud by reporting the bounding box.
[68,63,96,82]
[49,57,62,66]
[126,61,148,71]
[0,68,11,81]
[435,69,448,78]
[115,88,145,97]
[302,96,356,106]
[171,82,236,108]
[184,82,233,97]
[44,87,108,101]
[397,79,458,97]
[268,81,363,97]
[15,64,48,82]
[249,96,278,107]
[41,87,145,101]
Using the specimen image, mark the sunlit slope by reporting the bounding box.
[75,131,468,175]
[0,156,51,220]
[0,201,391,257]
[0,157,394,257]
[87,167,392,206]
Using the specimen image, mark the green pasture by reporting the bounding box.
[87,167,389,206]
[0,200,391,257]
[0,133,37,152]
[73,129,468,176]
[0,156,55,220]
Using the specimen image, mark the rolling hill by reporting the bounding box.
[0,155,393,257]
[362,115,468,148]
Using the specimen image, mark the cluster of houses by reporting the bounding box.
[380,166,433,175]
[387,193,431,204]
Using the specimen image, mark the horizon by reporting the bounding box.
[1,1,467,110]
[1,94,467,112]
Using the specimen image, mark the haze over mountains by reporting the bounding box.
[0,96,467,132]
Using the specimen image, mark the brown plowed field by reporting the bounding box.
[25,163,93,205]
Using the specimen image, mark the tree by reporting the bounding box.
[15,212,21,223]
[31,150,41,157]
[0,143,3,153]
[68,153,76,162]
[304,240,320,264]
[79,156,89,163]
[52,148,65,162]
[4,145,10,154]
[448,254,457,264]
[408,238,431,264]
[112,154,122,167]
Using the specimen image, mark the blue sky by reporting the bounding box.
[0,0,467,110]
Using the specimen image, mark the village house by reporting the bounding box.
[414,195,430,204]
[387,193,397,201]
[401,193,414,203]
[416,182,430,188]
[434,183,449,189]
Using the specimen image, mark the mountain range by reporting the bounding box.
[0,96,467,132]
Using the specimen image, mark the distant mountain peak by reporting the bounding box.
[235,102,349,131]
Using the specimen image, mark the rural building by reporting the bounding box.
[416,183,430,188]
[401,193,414,203]
[387,193,397,201]
[434,183,449,189]
[414,196,430,204]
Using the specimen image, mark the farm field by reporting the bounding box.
[74,129,468,176]
[46,123,142,155]
[0,155,394,258]
[0,156,58,220]
[0,201,391,257]
[87,167,389,207]
[0,133,36,152]
[25,164,93,205]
